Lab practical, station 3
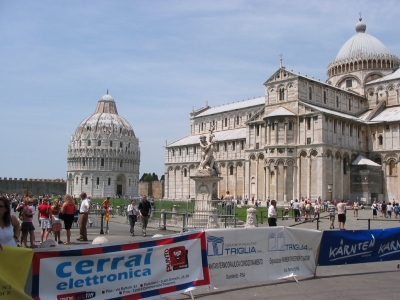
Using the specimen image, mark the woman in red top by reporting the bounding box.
[61,194,76,245]
[38,198,52,243]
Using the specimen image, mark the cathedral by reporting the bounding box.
[164,18,400,204]
[66,92,140,198]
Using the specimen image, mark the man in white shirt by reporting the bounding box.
[77,192,90,241]
[268,200,278,226]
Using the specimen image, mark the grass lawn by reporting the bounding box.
[83,198,289,223]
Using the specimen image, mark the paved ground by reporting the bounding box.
[20,207,400,299]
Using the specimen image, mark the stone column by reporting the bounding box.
[234,164,237,198]
[255,159,258,199]
[266,166,270,199]
[297,156,301,199]
[284,122,288,144]
[307,155,311,198]
[332,155,335,200]
[283,166,287,202]
[340,158,343,200]
[275,166,278,201]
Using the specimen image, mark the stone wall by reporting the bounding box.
[0,178,66,196]
[138,180,164,198]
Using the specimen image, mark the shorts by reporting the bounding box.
[329,215,335,221]
[338,214,346,223]
[40,218,52,230]
[21,222,35,232]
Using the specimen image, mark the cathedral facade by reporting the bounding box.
[164,18,400,204]
[66,92,140,198]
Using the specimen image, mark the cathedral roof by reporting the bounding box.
[359,106,400,123]
[333,18,395,63]
[367,68,400,84]
[195,97,264,117]
[265,106,295,118]
[74,92,135,137]
[167,128,246,147]
[352,155,380,166]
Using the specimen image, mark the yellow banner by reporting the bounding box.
[0,246,33,300]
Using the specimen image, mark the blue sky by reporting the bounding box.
[1,0,399,180]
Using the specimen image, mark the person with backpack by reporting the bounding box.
[394,203,400,219]
[381,201,387,218]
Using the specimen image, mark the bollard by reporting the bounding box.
[368,218,371,230]
[182,212,187,232]
[160,209,166,230]
[100,212,104,234]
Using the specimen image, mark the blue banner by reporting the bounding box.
[318,227,400,266]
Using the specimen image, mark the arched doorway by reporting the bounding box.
[116,174,126,197]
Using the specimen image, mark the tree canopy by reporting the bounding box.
[140,172,159,181]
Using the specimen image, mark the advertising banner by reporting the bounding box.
[318,227,400,266]
[0,246,33,300]
[31,232,209,300]
[205,227,322,287]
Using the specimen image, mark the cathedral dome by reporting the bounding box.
[74,92,135,137]
[334,19,392,62]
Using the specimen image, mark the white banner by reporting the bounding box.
[205,227,322,287]
[31,232,210,300]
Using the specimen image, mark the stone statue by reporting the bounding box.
[198,126,220,175]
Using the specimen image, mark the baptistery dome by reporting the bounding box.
[66,92,140,198]
[75,93,135,137]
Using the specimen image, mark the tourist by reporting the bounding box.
[20,197,36,248]
[337,199,346,230]
[300,198,305,219]
[292,199,300,222]
[224,191,234,216]
[313,200,320,221]
[328,200,336,229]
[103,197,110,213]
[50,198,63,244]
[372,201,378,219]
[381,201,387,218]
[353,199,359,217]
[61,194,76,245]
[38,197,52,243]
[268,200,277,226]
[394,203,400,219]
[150,199,156,219]
[138,195,152,237]
[127,199,138,236]
[304,200,311,221]
[387,202,393,218]
[77,192,90,242]
[0,197,20,250]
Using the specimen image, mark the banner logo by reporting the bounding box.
[165,246,189,271]
[207,236,224,256]
[267,232,308,252]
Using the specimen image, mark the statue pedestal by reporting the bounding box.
[190,174,223,228]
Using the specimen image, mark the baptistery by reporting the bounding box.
[66,92,140,198]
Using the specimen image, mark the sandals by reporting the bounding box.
[63,242,70,245]
[58,241,64,244]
